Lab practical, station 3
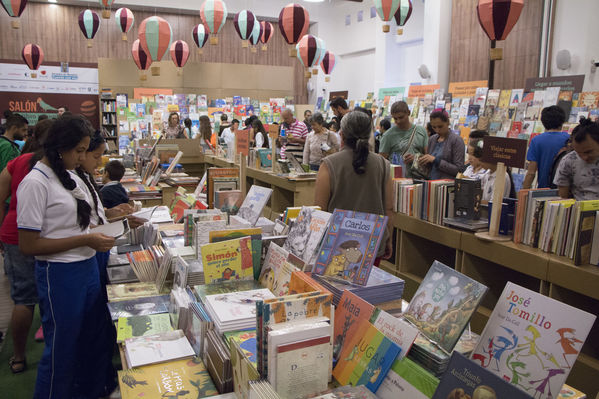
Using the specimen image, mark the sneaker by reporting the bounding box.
[34,326,44,342]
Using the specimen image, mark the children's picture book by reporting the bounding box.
[116,313,173,343]
[578,91,599,108]
[194,280,262,303]
[215,190,243,215]
[118,357,218,399]
[259,241,304,291]
[201,237,254,283]
[313,210,388,286]
[333,319,401,392]
[369,308,419,359]
[124,330,196,368]
[173,256,189,290]
[207,168,239,208]
[205,288,275,324]
[432,352,531,399]
[231,340,260,399]
[237,185,273,226]
[333,290,375,360]
[283,207,332,267]
[510,89,524,106]
[403,261,488,353]
[106,282,160,302]
[107,295,170,321]
[471,282,596,399]
[223,329,258,368]
[209,228,263,280]
[376,357,439,399]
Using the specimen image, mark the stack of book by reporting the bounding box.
[108,294,170,321]
[125,246,162,282]
[393,179,455,224]
[125,183,161,200]
[204,288,275,334]
[205,328,234,393]
[122,329,195,368]
[106,281,160,302]
[186,300,212,357]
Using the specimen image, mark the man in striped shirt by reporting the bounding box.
[281,108,308,163]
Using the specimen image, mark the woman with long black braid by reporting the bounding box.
[17,115,117,398]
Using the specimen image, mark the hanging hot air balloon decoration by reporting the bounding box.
[99,0,114,19]
[78,9,101,48]
[138,16,172,76]
[132,39,151,81]
[192,24,209,55]
[320,51,336,82]
[296,34,324,78]
[260,21,273,51]
[21,43,43,78]
[1,0,27,29]
[311,36,326,75]
[373,0,401,33]
[477,0,524,88]
[279,3,309,57]
[234,10,256,48]
[115,8,134,41]
[394,0,412,35]
[200,0,228,45]
[170,40,190,75]
[248,19,262,53]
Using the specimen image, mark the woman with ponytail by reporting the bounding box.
[17,115,117,398]
[314,111,393,261]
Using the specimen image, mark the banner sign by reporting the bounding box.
[448,80,488,98]
[524,75,585,93]
[481,136,527,169]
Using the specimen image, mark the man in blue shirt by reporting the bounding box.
[523,106,570,189]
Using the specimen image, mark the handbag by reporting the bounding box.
[400,125,430,179]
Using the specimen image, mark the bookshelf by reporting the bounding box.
[388,212,599,397]
[100,97,118,137]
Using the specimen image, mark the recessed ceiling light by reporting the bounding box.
[303,0,325,3]
[48,0,57,3]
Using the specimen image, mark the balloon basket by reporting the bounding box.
[31,72,37,79]
[102,10,111,19]
[304,71,312,79]
[312,68,318,75]
[242,41,249,48]
[87,39,93,48]
[197,48,203,55]
[397,28,404,35]
[11,20,20,29]
[251,47,257,53]
[140,73,147,81]
[261,45,267,51]
[490,47,503,61]
[121,33,128,41]
[382,24,390,33]
[177,68,182,76]
[210,36,218,45]
[151,66,160,76]
[288,47,296,57]
[325,76,330,82]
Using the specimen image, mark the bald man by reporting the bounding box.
[281,108,308,163]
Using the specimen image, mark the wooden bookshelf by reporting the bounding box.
[100,97,118,137]
[390,213,599,397]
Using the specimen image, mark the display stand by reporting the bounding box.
[240,153,247,201]
[475,162,511,242]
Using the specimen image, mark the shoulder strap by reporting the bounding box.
[401,125,418,156]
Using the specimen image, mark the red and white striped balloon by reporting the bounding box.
[170,40,190,69]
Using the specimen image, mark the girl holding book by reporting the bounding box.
[17,115,117,398]
[419,109,465,179]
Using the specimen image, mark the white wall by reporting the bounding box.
[551,0,599,91]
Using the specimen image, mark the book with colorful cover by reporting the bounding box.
[214,190,243,215]
[283,206,332,267]
[194,280,262,303]
[209,228,263,280]
[557,384,587,399]
[207,168,239,208]
[107,295,170,321]
[288,271,331,296]
[574,200,599,265]
[224,329,258,370]
[432,352,531,399]
[257,149,272,167]
[231,340,260,399]
[259,241,305,291]
[237,185,273,226]
[376,357,439,399]
[119,357,218,399]
[201,237,254,283]
[403,261,488,353]
[313,210,388,286]
[333,290,375,360]
[471,282,596,399]
[332,319,401,392]
[116,313,173,343]
[369,308,419,359]
[106,282,160,302]
[124,330,196,368]
[578,91,599,108]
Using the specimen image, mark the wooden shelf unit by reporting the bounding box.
[100,97,118,137]
[390,213,599,397]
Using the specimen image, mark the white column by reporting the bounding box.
[421,0,453,89]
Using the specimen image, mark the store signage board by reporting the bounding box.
[524,75,585,93]
[329,91,348,101]
[481,136,527,169]
[377,87,405,100]
[133,87,173,99]
[448,80,488,98]
[235,130,249,157]
[408,84,441,98]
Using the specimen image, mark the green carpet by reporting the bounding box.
[0,307,44,398]
[0,308,122,398]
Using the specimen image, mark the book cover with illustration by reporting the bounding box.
[432,352,531,399]
[237,185,273,226]
[231,340,260,399]
[209,228,263,280]
[108,295,170,321]
[369,308,419,359]
[194,280,262,303]
[201,237,254,284]
[313,210,388,286]
[107,282,160,302]
[333,319,401,392]
[578,91,599,108]
[403,261,488,353]
[207,168,239,208]
[259,242,305,292]
[214,190,243,215]
[119,357,218,399]
[124,330,196,368]
[471,282,596,399]
[224,329,258,368]
[333,290,375,360]
[377,357,439,399]
[283,206,332,267]
[116,313,173,343]
[288,271,331,296]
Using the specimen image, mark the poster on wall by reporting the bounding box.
[0,61,100,127]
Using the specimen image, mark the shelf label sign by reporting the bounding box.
[481,136,527,168]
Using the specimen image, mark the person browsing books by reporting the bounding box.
[314,111,393,261]
[479,138,515,202]
[252,119,270,149]
[523,106,570,189]
[329,97,350,123]
[303,112,339,171]
[16,115,117,398]
[281,108,308,163]
[379,101,428,178]
[221,119,239,146]
[463,134,488,179]
[100,160,129,209]
[0,118,52,373]
[163,112,188,139]
[418,109,465,180]
[554,117,599,200]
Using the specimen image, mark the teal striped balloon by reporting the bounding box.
[200,0,228,35]
[138,16,173,61]
[78,9,101,40]
[373,0,401,22]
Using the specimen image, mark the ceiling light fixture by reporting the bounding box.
[48,0,57,3]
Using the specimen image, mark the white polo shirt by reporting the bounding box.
[73,170,106,226]
[17,161,95,263]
